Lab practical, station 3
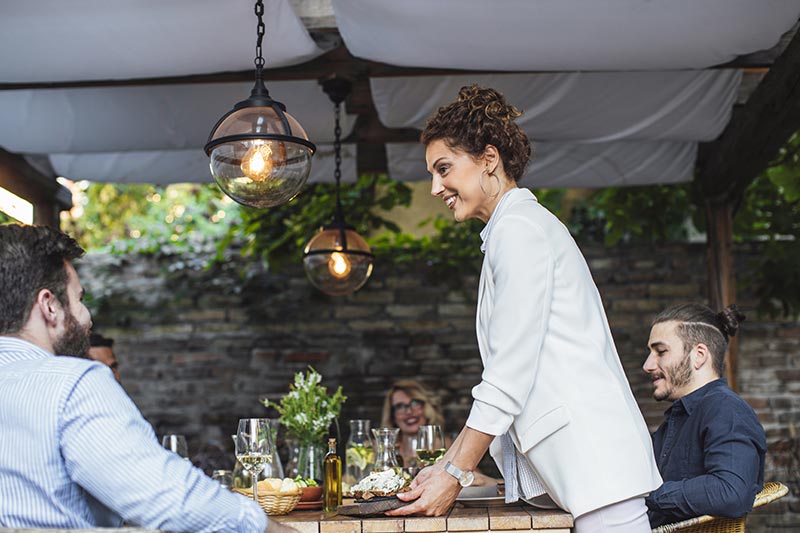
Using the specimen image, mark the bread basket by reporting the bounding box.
[233,488,301,515]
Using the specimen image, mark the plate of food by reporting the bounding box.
[338,469,413,516]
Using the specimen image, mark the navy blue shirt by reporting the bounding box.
[646,378,766,528]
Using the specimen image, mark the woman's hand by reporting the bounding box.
[386,465,461,517]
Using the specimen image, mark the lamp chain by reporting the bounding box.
[254,0,266,71]
[334,100,343,221]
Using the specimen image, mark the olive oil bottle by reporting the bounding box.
[323,438,342,512]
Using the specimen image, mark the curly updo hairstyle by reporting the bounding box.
[652,303,746,376]
[420,85,531,181]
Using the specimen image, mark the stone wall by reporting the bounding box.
[76,242,800,532]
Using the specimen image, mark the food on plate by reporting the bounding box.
[349,469,411,500]
[293,476,319,488]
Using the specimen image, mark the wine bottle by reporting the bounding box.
[323,438,342,512]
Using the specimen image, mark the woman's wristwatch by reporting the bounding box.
[444,461,475,487]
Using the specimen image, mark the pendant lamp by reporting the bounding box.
[303,78,374,297]
[205,0,316,208]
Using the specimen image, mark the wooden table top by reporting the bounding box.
[274,503,573,533]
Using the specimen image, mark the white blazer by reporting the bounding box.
[465,188,661,518]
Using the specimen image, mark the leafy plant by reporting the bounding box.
[265,367,346,444]
[225,174,412,270]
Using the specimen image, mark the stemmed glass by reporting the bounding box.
[416,425,446,467]
[161,434,189,459]
[236,418,274,502]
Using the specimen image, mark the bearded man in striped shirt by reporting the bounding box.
[0,224,292,533]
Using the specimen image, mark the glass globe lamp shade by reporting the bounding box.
[206,105,314,208]
[303,227,374,296]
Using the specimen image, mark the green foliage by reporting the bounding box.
[370,217,484,286]
[568,184,695,246]
[61,182,239,256]
[732,134,800,318]
[57,136,798,317]
[226,174,412,270]
[265,366,346,444]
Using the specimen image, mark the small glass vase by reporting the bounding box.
[297,439,324,483]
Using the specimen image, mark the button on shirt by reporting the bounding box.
[646,379,766,527]
[0,337,267,532]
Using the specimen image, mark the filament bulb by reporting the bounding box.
[240,141,273,182]
[328,251,351,279]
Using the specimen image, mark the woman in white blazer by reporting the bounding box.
[388,86,662,533]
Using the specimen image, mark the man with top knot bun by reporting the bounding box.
[643,303,766,527]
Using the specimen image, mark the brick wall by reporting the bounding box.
[77,242,800,531]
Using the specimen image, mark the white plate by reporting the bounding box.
[456,495,507,507]
[456,486,507,507]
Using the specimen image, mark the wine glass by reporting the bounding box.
[161,434,189,459]
[416,425,446,467]
[401,433,420,476]
[236,418,273,502]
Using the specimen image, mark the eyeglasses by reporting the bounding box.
[392,399,425,415]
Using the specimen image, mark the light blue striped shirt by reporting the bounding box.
[0,337,267,532]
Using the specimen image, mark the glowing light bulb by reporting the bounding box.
[240,141,274,182]
[328,251,352,279]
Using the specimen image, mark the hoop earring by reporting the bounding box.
[479,169,501,198]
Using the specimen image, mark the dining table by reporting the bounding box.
[274,502,574,533]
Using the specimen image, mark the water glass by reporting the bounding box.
[162,434,189,459]
[212,469,233,490]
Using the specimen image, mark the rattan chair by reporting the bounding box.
[651,482,789,533]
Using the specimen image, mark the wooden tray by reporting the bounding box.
[337,496,411,516]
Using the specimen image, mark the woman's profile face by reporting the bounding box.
[391,390,427,436]
[426,139,492,223]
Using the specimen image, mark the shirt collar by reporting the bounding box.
[673,378,728,416]
[0,336,54,365]
[479,187,537,253]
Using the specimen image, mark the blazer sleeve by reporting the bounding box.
[467,213,555,436]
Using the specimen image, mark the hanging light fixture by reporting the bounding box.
[205,0,316,208]
[303,78,374,297]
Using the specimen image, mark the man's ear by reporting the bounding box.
[35,289,62,327]
[692,343,711,370]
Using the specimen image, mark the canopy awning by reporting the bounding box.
[0,0,798,188]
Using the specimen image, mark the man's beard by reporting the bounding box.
[653,353,693,401]
[53,309,91,359]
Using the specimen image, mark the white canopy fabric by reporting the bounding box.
[0,80,357,154]
[0,1,798,189]
[332,0,800,71]
[48,144,358,186]
[373,71,739,186]
[0,0,323,83]
[388,141,695,188]
[371,71,741,142]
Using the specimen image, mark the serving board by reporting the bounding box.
[337,496,411,516]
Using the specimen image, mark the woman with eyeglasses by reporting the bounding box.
[381,380,497,486]
[381,380,443,463]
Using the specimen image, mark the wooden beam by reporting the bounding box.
[697,24,800,201]
[0,150,71,228]
[705,199,738,391]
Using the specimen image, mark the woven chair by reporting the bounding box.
[652,482,789,533]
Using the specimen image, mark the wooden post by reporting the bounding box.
[704,198,738,391]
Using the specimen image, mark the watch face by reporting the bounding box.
[459,470,475,487]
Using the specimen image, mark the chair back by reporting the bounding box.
[651,481,789,533]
